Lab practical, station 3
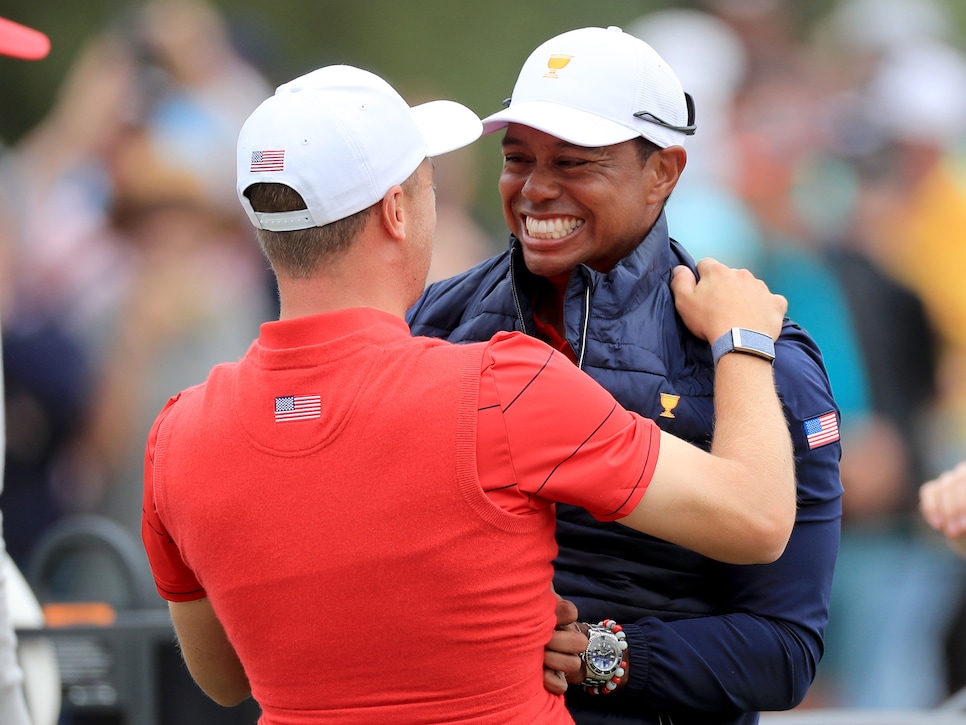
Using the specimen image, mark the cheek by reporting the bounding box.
[498,171,522,201]
[498,175,520,224]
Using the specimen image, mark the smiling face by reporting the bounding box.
[498,124,678,289]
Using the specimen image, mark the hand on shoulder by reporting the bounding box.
[671,258,787,344]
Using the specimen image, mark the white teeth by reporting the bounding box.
[525,216,584,239]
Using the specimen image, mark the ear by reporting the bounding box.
[646,146,687,205]
[378,184,407,241]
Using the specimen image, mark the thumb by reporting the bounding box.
[670,265,696,296]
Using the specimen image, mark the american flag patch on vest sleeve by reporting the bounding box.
[804,411,839,449]
[274,394,321,422]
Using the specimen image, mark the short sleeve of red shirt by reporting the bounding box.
[141,395,206,602]
[478,331,660,521]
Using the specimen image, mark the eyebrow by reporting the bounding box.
[501,133,605,156]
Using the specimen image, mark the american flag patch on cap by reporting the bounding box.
[251,149,285,172]
[804,411,839,450]
[275,394,321,422]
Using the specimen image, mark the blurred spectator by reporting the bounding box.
[0,13,53,725]
[0,0,274,572]
[850,32,966,701]
[795,0,966,709]
[0,33,128,566]
[716,2,873,429]
[627,8,766,273]
[805,141,958,711]
[861,40,966,473]
[921,461,966,558]
[632,0,966,710]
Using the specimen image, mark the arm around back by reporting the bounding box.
[168,598,251,707]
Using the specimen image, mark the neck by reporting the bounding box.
[275,250,413,322]
[277,284,409,322]
[531,277,566,337]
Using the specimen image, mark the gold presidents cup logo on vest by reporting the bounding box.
[544,54,572,78]
[659,393,680,419]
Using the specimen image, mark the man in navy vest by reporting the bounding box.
[409,26,843,724]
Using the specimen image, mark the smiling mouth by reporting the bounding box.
[524,216,584,240]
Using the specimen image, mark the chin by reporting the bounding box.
[519,248,567,276]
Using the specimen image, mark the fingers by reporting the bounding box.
[543,626,587,693]
[553,597,578,628]
[672,258,787,343]
[544,649,583,677]
[921,462,966,537]
[669,264,696,296]
[544,667,569,695]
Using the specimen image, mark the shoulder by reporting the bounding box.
[774,319,845,508]
[481,330,553,368]
[147,381,208,447]
[774,319,837,412]
[482,331,614,401]
[408,251,513,336]
[149,361,238,448]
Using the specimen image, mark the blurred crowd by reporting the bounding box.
[0,0,278,575]
[631,0,966,710]
[2,0,966,714]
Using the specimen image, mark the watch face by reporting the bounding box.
[585,635,620,677]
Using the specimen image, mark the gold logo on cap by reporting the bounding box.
[659,393,680,419]
[544,54,572,78]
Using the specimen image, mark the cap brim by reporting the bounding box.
[0,16,50,60]
[481,100,639,148]
[411,100,483,156]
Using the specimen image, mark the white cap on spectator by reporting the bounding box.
[237,65,482,231]
[867,40,966,147]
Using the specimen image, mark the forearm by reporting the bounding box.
[169,599,251,707]
[710,352,795,538]
[568,514,839,716]
[626,353,795,564]
[620,612,817,713]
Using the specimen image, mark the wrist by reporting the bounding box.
[710,327,776,366]
[579,619,629,695]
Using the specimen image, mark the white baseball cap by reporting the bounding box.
[482,26,695,149]
[237,65,483,232]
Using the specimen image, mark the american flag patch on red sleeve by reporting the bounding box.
[804,411,839,449]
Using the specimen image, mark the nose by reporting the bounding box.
[520,163,561,202]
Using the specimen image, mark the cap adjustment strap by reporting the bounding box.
[254,209,314,232]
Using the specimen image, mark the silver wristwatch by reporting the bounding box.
[580,620,628,694]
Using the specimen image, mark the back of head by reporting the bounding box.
[482,26,695,149]
[236,65,482,234]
